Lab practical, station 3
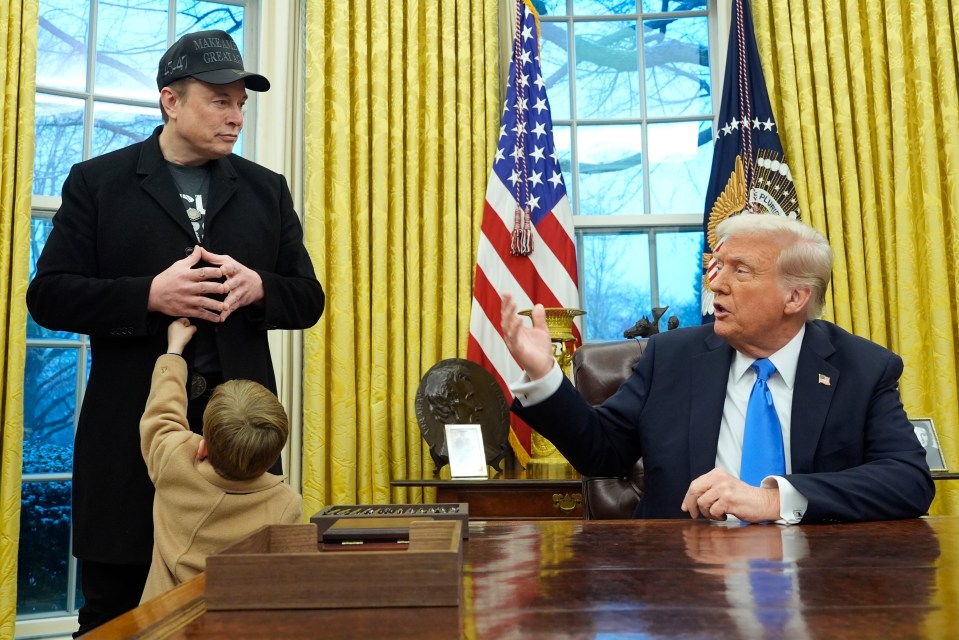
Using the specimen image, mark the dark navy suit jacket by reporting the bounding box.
[513,321,934,523]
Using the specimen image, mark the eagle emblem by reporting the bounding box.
[702,150,800,316]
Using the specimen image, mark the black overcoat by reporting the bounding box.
[27,126,325,563]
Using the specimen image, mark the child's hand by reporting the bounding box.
[167,318,197,354]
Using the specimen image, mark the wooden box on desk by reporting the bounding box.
[205,520,463,611]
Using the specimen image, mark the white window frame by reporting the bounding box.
[501,0,729,338]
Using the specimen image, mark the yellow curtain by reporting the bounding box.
[751,0,959,514]
[300,0,499,514]
[0,0,38,634]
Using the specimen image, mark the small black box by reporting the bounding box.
[311,503,469,539]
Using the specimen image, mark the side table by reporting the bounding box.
[391,469,584,520]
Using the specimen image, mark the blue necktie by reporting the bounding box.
[740,358,785,486]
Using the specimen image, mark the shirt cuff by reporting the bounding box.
[509,362,563,406]
[763,476,808,524]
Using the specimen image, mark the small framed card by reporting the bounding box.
[445,423,488,478]
[910,418,947,472]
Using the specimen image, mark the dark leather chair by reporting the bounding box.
[571,339,648,519]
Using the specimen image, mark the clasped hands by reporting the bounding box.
[148,246,264,323]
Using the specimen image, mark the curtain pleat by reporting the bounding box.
[753,0,959,516]
[301,0,499,515]
[0,1,38,634]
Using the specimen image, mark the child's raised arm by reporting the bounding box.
[167,318,197,355]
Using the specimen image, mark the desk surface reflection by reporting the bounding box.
[88,517,955,639]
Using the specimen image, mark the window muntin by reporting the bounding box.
[535,0,714,340]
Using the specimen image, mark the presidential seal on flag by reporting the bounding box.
[701,0,800,320]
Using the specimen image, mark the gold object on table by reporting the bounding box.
[518,307,586,476]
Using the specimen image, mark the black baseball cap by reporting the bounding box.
[157,29,270,92]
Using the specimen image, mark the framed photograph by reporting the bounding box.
[910,418,947,472]
[445,423,488,479]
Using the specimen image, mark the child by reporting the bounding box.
[139,318,303,602]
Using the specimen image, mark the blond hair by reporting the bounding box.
[202,380,288,480]
[716,213,833,319]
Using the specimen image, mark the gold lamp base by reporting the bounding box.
[518,307,586,475]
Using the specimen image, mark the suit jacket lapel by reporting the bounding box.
[205,155,238,231]
[136,127,239,244]
[689,332,733,478]
[137,129,196,241]
[790,322,838,472]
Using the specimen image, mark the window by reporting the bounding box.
[20,0,253,625]
[535,0,715,339]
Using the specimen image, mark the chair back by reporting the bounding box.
[572,340,647,519]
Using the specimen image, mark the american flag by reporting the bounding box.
[702,0,799,321]
[466,0,579,465]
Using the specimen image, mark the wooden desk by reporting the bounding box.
[391,469,584,519]
[88,516,957,639]
[391,472,959,521]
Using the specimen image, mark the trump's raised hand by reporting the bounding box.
[500,292,555,380]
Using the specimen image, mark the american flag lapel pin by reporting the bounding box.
[818,373,831,386]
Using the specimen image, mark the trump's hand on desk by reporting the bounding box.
[682,468,781,523]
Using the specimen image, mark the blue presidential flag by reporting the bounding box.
[702,0,799,320]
